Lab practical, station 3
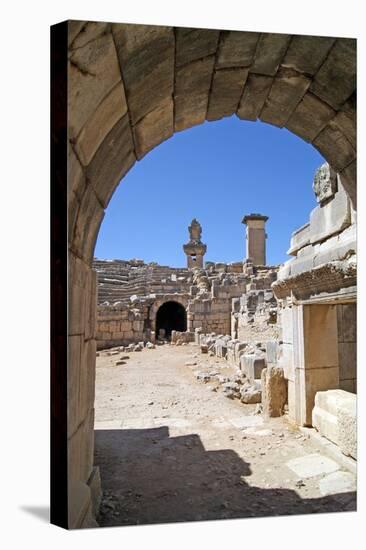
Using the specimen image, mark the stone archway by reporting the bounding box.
[62,21,357,528]
[155,301,188,340]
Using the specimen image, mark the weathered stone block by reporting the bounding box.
[309,181,351,245]
[72,185,105,264]
[266,340,278,364]
[68,32,122,139]
[282,35,335,76]
[314,120,356,173]
[174,56,215,131]
[79,339,96,422]
[249,33,291,76]
[338,342,356,381]
[261,366,287,417]
[68,335,82,436]
[86,114,136,209]
[310,38,356,110]
[207,68,248,121]
[287,222,310,256]
[237,74,273,121]
[216,30,259,68]
[303,305,339,369]
[286,92,336,143]
[175,28,219,67]
[240,354,266,380]
[312,389,356,459]
[260,68,311,128]
[134,97,173,159]
[112,24,174,125]
[75,82,127,166]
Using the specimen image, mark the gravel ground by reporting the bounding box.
[94,343,356,527]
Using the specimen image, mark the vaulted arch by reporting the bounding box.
[63,21,356,528]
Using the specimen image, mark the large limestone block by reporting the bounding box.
[313,120,356,174]
[303,304,339,369]
[287,222,310,256]
[237,74,273,121]
[282,35,335,76]
[68,32,122,139]
[72,184,105,264]
[207,67,248,121]
[217,31,259,68]
[312,405,340,446]
[309,181,351,245]
[310,38,356,110]
[286,92,336,143]
[240,354,266,380]
[133,97,173,159]
[338,342,357,381]
[112,24,174,125]
[174,56,215,131]
[75,82,128,166]
[338,396,357,459]
[260,67,311,128]
[249,33,290,76]
[261,366,287,417]
[312,389,357,459]
[175,28,219,67]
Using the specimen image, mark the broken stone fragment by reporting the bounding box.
[261,366,287,417]
[240,383,262,404]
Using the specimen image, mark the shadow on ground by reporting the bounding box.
[94,427,356,527]
[20,506,50,523]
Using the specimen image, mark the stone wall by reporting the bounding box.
[337,303,357,393]
[96,303,146,349]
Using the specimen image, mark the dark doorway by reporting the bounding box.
[156,301,187,340]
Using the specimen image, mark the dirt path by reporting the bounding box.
[94,343,356,527]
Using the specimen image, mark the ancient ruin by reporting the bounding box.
[91,162,357,526]
[53,20,357,529]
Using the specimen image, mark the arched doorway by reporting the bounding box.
[52,21,358,528]
[155,301,187,340]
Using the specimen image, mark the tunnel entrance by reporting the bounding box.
[155,301,187,340]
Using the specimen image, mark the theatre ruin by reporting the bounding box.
[58,20,357,529]
[94,161,356,462]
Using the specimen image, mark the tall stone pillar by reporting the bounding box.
[242,213,268,266]
[183,218,207,269]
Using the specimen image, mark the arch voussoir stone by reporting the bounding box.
[259,67,311,128]
[249,33,291,76]
[112,24,175,126]
[175,27,220,67]
[174,56,215,131]
[74,81,128,167]
[237,74,274,121]
[309,38,357,110]
[281,35,336,76]
[286,91,336,142]
[68,31,122,140]
[313,120,356,173]
[207,67,249,121]
[216,30,259,69]
[85,114,136,209]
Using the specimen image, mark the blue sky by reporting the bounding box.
[95,116,324,266]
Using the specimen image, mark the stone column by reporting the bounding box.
[183,218,207,269]
[242,213,268,266]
